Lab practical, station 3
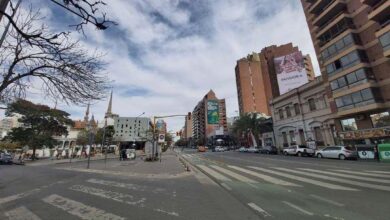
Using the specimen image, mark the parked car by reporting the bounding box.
[0,152,13,165]
[260,146,278,154]
[214,146,225,152]
[247,147,260,153]
[315,146,358,160]
[198,146,206,152]
[238,147,248,152]
[283,145,315,157]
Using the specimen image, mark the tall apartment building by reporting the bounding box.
[183,112,193,140]
[192,90,227,144]
[235,43,315,116]
[301,0,390,145]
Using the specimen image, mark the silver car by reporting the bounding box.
[315,146,358,160]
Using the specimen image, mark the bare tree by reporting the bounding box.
[0,8,110,106]
[0,0,116,43]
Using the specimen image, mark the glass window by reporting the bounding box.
[337,77,347,88]
[294,103,300,115]
[340,55,349,66]
[279,109,284,119]
[379,32,390,49]
[326,64,335,74]
[355,69,366,81]
[308,98,316,111]
[330,80,339,90]
[346,72,358,84]
[361,89,373,101]
[341,118,357,131]
[351,92,363,103]
[322,50,329,59]
[342,95,353,106]
[286,106,291,117]
[349,51,359,62]
[328,45,336,55]
[343,34,353,45]
[371,112,390,128]
[335,40,344,51]
[335,97,343,107]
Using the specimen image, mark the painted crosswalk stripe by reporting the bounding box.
[366,170,390,174]
[69,185,145,206]
[197,165,232,181]
[210,165,258,183]
[249,167,357,191]
[182,155,190,159]
[309,194,344,207]
[5,206,41,220]
[229,166,300,186]
[334,170,390,178]
[186,154,193,158]
[299,168,390,184]
[275,168,390,192]
[43,194,125,220]
[282,201,313,216]
[248,202,272,217]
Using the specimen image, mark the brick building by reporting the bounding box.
[301,0,390,145]
[235,43,315,116]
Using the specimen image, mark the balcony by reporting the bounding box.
[336,102,387,117]
[368,0,390,23]
[316,13,350,38]
[375,22,390,57]
[313,0,347,27]
[362,0,381,6]
[309,0,333,14]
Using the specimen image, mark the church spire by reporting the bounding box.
[105,90,113,118]
[84,103,90,122]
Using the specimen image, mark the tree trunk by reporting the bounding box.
[32,146,36,161]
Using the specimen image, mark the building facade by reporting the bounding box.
[301,0,390,145]
[192,90,227,144]
[235,43,316,116]
[0,114,22,138]
[113,117,150,149]
[271,76,336,149]
[183,112,193,140]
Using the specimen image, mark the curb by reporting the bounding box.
[26,157,118,166]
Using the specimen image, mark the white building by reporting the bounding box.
[0,114,22,138]
[113,117,151,143]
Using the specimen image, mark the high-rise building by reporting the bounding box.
[183,112,193,140]
[235,43,315,116]
[192,90,227,144]
[301,0,390,145]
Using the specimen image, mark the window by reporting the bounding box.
[371,112,390,128]
[351,92,363,103]
[361,88,373,101]
[286,106,291,117]
[326,50,363,75]
[330,68,370,91]
[335,89,377,110]
[379,31,390,51]
[341,118,357,131]
[294,103,300,115]
[289,130,296,142]
[314,127,323,142]
[282,132,288,145]
[308,98,316,111]
[279,109,284,119]
[321,34,356,60]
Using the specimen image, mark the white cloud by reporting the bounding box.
[3,0,320,134]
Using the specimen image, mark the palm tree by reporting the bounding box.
[232,113,273,145]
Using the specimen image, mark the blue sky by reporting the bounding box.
[6,0,320,132]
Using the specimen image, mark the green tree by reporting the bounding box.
[232,113,273,142]
[5,99,73,160]
[95,125,115,145]
[76,130,89,147]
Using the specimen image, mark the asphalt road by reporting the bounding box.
[0,152,258,220]
[180,149,390,220]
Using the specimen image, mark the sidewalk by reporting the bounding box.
[54,150,189,179]
[24,154,118,166]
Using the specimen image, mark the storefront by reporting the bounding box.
[339,127,390,146]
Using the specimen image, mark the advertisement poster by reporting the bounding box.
[274,51,309,95]
[207,100,219,124]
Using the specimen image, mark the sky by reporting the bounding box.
[3,0,320,134]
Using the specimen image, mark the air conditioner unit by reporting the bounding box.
[355,115,365,121]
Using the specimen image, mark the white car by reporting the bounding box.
[247,147,260,153]
[238,147,248,152]
[214,146,225,152]
[283,145,315,157]
[315,146,358,160]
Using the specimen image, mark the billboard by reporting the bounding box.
[207,100,219,124]
[274,51,309,95]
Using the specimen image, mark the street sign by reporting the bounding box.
[158,134,165,143]
[378,144,390,162]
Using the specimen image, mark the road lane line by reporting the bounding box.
[248,202,272,218]
[5,206,41,220]
[334,170,390,178]
[229,166,300,186]
[86,178,166,194]
[299,168,390,184]
[221,183,232,191]
[275,168,390,192]
[210,165,258,183]
[249,167,357,191]
[282,201,314,216]
[366,170,390,174]
[197,165,232,181]
[309,194,345,207]
[69,185,145,206]
[42,194,125,220]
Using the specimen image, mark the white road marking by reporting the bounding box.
[69,185,145,206]
[86,178,166,194]
[43,194,125,220]
[282,201,314,216]
[153,209,179,217]
[229,166,300,186]
[5,206,41,220]
[210,165,258,183]
[366,170,390,174]
[250,167,357,191]
[299,168,390,184]
[334,170,390,178]
[197,165,232,181]
[309,194,345,207]
[247,202,271,217]
[275,168,390,192]
[186,154,193,158]
[221,183,232,191]
[181,155,190,159]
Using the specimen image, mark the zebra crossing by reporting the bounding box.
[0,178,180,220]
[195,163,390,192]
